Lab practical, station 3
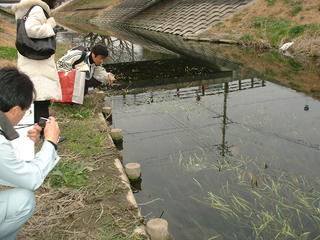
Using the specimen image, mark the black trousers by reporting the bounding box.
[34,100,50,124]
[84,78,101,95]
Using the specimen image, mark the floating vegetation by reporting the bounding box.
[207,157,320,239]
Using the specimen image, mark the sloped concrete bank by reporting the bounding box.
[54,0,320,58]
[90,0,256,36]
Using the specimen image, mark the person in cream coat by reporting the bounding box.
[12,0,62,124]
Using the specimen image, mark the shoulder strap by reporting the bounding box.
[24,5,50,19]
[72,51,87,69]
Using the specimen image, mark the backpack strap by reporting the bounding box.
[72,51,87,69]
[24,5,50,20]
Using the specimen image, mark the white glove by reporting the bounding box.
[47,17,56,28]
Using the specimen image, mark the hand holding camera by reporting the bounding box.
[43,117,60,145]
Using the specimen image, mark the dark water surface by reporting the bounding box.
[110,78,320,240]
[57,27,320,240]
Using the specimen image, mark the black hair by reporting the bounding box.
[42,0,55,9]
[91,45,109,57]
[0,67,35,112]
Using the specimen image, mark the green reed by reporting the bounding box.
[206,153,320,239]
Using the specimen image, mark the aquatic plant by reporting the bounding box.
[207,157,320,239]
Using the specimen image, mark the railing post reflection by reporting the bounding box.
[221,82,229,157]
[132,43,135,62]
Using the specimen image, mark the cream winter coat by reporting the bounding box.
[12,0,62,101]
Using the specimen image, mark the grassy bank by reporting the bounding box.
[20,93,144,239]
[201,0,320,57]
[54,0,320,57]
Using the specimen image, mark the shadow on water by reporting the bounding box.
[56,25,320,240]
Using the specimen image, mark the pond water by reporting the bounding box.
[57,27,320,240]
[110,77,320,240]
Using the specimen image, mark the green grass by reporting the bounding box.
[310,89,320,94]
[48,95,106,189]
[59,120,107,156]
[267,0,276,6]
[288,82,301,89]
[287,58,303,71]
[262,50,303,72]
[251,18,308,46]
[241,34,253,41]
[0,46,17,60]
[49,161,89,189]
[51,97,96,119]
[290,6,302,16]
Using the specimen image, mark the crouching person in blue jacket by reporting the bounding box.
[0,67,60,240]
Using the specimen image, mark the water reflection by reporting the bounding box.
[109,74,320,239]
[57,30,177,64]
[56,25,320,240]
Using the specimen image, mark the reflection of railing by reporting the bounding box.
[56,31,141,63]
[122,78,265,106]
[118,78,265,157]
